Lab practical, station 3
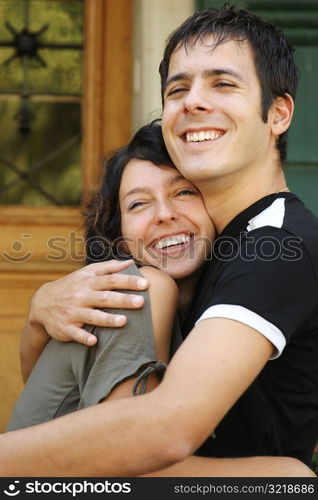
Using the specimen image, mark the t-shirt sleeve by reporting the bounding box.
[195,227,318,358]
[75,263,159,407]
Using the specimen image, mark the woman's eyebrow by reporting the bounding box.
[124,186,152,198]
[166,174,186,186]
[124,175,186,198]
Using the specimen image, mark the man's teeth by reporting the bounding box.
[186,130,221,142]
[155,234,191,250]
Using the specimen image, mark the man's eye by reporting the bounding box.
[215,82,235,88]
[167,87,187,96]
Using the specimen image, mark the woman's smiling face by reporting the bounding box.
[119,159,215,280]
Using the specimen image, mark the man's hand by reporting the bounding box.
[29,259,148,346]
[21,259,149,381]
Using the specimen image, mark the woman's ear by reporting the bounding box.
[270,93,294,136]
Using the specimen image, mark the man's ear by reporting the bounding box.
[270,93,294,136]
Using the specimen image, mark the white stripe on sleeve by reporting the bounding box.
[195,304,286,359]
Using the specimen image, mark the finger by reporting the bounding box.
[92,259,135,276]
[93,272,148,292]
[72,307,128,328]
[64,325,99,346]
[86,290,145,309]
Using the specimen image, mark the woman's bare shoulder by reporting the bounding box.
[138,266,178,295]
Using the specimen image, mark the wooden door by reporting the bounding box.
[0,0,133,431]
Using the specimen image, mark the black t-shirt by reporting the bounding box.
[184,193,318,465]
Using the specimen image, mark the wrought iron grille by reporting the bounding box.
[0,0,83,206]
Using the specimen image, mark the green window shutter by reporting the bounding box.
[195,0,318,215]
[196,0,228,8]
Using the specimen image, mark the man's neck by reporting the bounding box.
[199,168,289,234]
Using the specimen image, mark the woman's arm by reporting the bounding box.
[20,260,149,381]
[20,314,50,382]
[9,264,177,430]
[140,266,178,363]
[142,455,317,477]
[100,265,178,401]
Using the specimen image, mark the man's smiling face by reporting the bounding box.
[161,37,275,191]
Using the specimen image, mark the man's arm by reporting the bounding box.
[1,318,273,476]
[21,259,149,380]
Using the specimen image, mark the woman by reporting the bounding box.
[7,120,214,428]
[6,122,313,477]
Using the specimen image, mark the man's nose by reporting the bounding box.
[184,83,214,114]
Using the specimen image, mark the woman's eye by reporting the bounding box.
[177,189,197,196]
[128,201,146,211]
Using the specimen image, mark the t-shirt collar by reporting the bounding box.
[218,192,298,238]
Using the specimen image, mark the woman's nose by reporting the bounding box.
[154,200,179,224]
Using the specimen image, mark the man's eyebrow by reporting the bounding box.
[165,67,244,90]
[124,174,186,198]
[165,72,190,90]
[203,68,244,81]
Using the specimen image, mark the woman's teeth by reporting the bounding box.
[155,234,190,250]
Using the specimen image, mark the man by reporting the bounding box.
[1,5,317,476]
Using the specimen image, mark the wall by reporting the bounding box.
[133,0,194,131]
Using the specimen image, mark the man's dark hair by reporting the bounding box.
[159,3,300,163]
[83,120,175,264]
